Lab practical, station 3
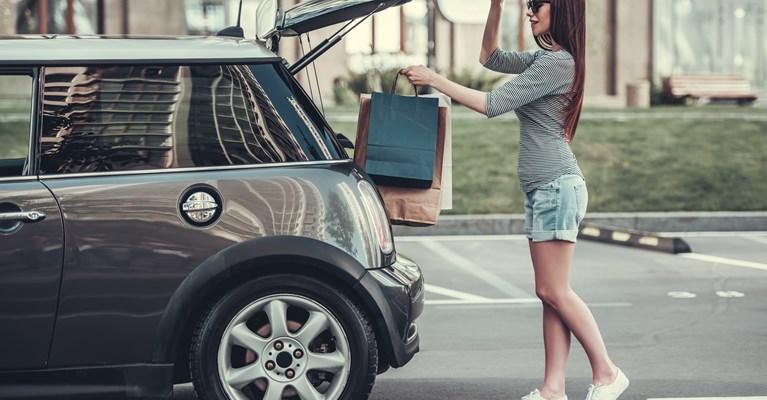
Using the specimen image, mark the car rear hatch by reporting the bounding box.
[280,0,411,36]
[257,0,411,73]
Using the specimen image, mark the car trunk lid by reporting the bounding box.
[257,0,411,74]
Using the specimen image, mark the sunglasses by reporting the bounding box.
[527,0,551,13]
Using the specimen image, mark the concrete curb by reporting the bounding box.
[392,211,767,236]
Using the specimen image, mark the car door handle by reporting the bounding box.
[0,210,47,223]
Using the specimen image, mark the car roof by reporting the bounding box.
[0,35,280,66]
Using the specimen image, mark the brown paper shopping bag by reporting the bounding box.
[354,93,452,226]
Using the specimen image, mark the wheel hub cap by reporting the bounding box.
[264,337,305,382]
[217,294,352,400]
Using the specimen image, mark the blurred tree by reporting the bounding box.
[518,0,526,50]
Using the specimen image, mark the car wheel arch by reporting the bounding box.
[149,235,394,382]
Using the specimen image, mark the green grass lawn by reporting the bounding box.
[0,122,31,159]
[0,100,32,158]
[3,104,764,214]
[330,107,767,214]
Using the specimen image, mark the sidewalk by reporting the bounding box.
[392,211,767,236]
[327,110,767,123]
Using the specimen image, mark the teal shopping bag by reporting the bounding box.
[365,80,440,188]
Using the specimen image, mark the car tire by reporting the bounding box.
[190,274,377,400]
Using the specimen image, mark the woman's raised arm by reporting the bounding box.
[480,0,506,64]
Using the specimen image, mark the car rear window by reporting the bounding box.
[39,63,341,175]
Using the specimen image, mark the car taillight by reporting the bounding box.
[357,180,394,255]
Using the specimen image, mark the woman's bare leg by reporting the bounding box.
[530,240,618,389]
[529,241,572,399]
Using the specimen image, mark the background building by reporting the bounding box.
[1,0,765,106]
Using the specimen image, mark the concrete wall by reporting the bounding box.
[101,0,186,35]
[434,10,452,71]
[276,0,352,106]
[584,0,614,99]
[280,27,352,106]
[1,0,18,34]
[450,21,486,73]
[614,0,653,99]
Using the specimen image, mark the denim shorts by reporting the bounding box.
[524,175,588,243]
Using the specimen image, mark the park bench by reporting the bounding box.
[662,74,759,106]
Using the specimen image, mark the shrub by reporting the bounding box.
[342,68,504,102]
[332,78,354,106]
[345,70,376,97]
[344,68,430,98]
[447,69,505,93]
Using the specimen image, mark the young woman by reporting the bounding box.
[399,1,629,399]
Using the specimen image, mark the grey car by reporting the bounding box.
[0,1,423,399]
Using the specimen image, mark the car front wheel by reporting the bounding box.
[190,274,377,400]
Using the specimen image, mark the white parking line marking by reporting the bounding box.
[426,300,633,308]
[420,239,533,298]
[426,298,539,305]
[679,253,767,271]
[424,284,490,302]
[668,291,698,299]
[657,231,767,238]
[648,397,767,400]
[745,235,767,245]
[715,290,745,298]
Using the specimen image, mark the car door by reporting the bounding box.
[0,70,64,370]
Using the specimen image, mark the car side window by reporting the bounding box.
[39,64,340,175]
[248,63,341,161]
[0,74,33,178]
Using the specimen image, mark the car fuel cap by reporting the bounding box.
[181,190,220,226]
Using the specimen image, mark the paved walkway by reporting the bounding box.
[326,111,767,122]
[5,110,765,123]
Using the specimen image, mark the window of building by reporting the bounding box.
[500,0,537,52]
[346,6,404,55]
[654,0,766,92]
[346,18,374,54]
[432,0,537,53]
[373,7,402,53]
[403,0,428,55]
[184,0,227,35]
[39,63,340,175]
[182,0,261,38]
[15,0,97,34]
[346,0,429,71]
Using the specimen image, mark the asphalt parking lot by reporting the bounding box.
[175,232,767,400]
[370,233,767,400]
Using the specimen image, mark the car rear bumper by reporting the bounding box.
[355,253,425,369]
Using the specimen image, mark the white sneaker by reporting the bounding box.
[585,368,629,400]
[522,389,568,400]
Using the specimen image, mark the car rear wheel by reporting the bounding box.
[190,274,377,400]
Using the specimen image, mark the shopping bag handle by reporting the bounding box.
[393,69,419,97]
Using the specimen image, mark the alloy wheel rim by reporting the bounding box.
[217,294,351,400]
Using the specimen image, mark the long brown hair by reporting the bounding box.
[534,0,586,142]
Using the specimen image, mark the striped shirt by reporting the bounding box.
[484,48,584,193]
